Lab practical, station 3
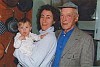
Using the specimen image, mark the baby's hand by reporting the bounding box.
[19,35,26,40]
[40,33,48,39]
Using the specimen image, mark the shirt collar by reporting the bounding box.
[39,26,54,35]
[61,28,74,35]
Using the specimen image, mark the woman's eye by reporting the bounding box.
[47,17,50,19]
[41,16,44,18]
[40,15,44,18]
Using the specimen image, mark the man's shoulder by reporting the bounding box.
[55,30,62,38]
[75,27,93,39]
[55,30,62,34]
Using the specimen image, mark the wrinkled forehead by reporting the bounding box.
[60,8,74,14]
[60,8,78,15]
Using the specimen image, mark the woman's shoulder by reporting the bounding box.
[47,31,55,36]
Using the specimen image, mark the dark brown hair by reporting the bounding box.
[18,18,32,27]
[36,4,61,31]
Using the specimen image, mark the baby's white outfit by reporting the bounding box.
[13,32,41,57]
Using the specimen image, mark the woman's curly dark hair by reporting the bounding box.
[36,4,61,31]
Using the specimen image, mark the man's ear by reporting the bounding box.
[75,14,79,22]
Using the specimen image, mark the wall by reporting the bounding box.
[0,0,32,67]
[94,0,100,64]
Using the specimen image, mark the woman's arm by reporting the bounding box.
[17,33,57,67]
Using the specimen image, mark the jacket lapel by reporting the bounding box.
[61,27,81,57]
[55,30,62,39]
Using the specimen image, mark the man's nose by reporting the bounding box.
[62,16,67,21]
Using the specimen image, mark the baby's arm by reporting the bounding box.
[14,33,25,48]
[40,33,48,39]
[30,33,48,41]
[19,35,26,40]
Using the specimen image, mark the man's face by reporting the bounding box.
[60,8,78,32]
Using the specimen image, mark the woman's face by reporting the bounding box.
[40,10,54,31]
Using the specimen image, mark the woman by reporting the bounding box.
[15,4,60,67]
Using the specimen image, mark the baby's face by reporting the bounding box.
[18,22,32,37]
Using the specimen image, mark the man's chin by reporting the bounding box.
[62,27,69,30]
[63,27,72,32]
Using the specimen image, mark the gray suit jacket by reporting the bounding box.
[55,27,94,67]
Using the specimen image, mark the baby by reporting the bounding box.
[13,18,46,57]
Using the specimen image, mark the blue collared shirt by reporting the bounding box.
[52,28,74,67]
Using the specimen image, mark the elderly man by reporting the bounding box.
[52,1,94,67]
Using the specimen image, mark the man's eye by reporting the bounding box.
[67,15,71,17]
[60,14,63,16]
